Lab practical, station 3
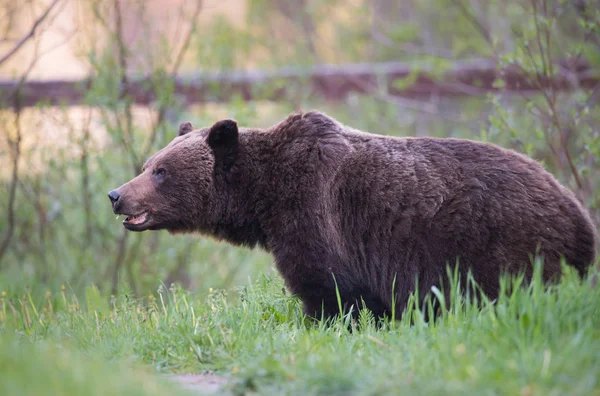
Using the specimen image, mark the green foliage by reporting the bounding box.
[0,0,273,296]
[487,0,600,219]
[195,15,252,71]
[1,268,599,395]
[0,335,190,396]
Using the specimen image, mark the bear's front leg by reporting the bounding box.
[299,283,344,320]
[298,278,393,321]
[273,244,376,320]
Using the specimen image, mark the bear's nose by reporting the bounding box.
[108,190,120,204]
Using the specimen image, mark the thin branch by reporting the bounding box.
[79,109,94,243]
[112,0,139,174]
[449,0,493,46]
[110,0,138,291]
[111,230,129,295]
[0,0,62,66]
[530,0,584,191]
[113,0,129,94]
[170,0,203,77]
[0,106,22,265]
[531,0,549,84]
[141,0,203,160]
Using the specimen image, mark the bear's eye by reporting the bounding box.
[153,168,166,178]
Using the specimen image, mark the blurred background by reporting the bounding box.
[0,0,598,298]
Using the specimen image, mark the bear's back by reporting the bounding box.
[328,126,595,298]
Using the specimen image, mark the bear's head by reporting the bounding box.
[107,119,239,233]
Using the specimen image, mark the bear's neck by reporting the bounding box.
[209,132,274,251]
[211,215,269,250]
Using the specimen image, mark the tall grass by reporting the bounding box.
[1,265,598,395]
[0,335,190,396]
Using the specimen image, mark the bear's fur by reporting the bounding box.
[108,111,597,320]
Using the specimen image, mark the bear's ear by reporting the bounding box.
[208,119,239,151]
[178,121,194,136]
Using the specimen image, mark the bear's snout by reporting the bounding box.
[108,189,123,214]
[108,190,120,204]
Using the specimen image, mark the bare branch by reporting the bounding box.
[449,0,493,46]
[0,107,22,265]
[0,0,62,67]
[170,0,202,76]
[112,0,139,174]
[141,0,203,160]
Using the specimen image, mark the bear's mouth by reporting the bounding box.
[122,211,149,230]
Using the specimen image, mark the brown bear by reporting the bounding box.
[108,111,597,320]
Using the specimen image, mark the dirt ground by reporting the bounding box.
[168,373,229,394]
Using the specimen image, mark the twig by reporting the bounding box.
[530,0,584,191]
[141,0,203,161]
[0,103,22,265]
[107,0,141,289]
[111,230,129,295]
[170,0,203,76]
[123,233,144,296]
[80,109,94,243]
[449,0,493,46]
[112,0,139,174]
[0,0,62,66]
[0,3,49,265]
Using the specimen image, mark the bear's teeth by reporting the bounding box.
[128,212,147,225]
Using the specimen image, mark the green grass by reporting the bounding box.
[1,266,599,396]
[0,335,191,396]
